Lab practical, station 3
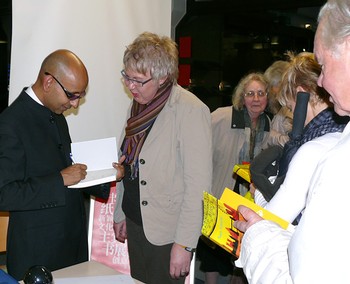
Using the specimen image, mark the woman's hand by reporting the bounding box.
[113,220,127,243]
[113,155,126,182]
[169,243,192,279]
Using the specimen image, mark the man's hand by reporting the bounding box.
[169,243,192,279]
[60,163,87,186]
[234,205,264,233]
[113,220,127,243]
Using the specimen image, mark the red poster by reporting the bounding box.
[178,64,191,87]
[90,183,130,275]
[179,36,192,58]
[90,183,192,283]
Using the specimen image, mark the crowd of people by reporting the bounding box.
[1,0,349,283]
[234,0,350,283]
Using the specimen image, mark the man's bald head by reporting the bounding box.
[33,49,89,114]
[39,49,88,84]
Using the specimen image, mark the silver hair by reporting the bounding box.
[318,0,350,51]
[123,32,179,84]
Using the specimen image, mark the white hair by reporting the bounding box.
[318,0,350,52]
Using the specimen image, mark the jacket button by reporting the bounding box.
[140,180,147,186]
[139,159,145,164]
[141,201,148,206]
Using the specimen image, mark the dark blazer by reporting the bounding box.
[0,90,108,280]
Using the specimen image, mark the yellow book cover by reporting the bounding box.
[220,187,290,230]
[202,191,243,257]
[233,164,251,183]
[201,188,292,258]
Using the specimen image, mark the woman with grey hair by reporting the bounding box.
[233,1,350,282]
[213,72,270,198]
[197,72,270,284]
[113,32,212,284]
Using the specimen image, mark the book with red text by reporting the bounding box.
[201,187,292,258]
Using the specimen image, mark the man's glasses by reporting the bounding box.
[45,72,86,100]
[121,70,152,87]
[244,90,268,98]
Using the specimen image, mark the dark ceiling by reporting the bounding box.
[187,0,325,12]
[185,0,326,33]
[0,0,326,42]
[0,0,10,15]
[0,0,11,42]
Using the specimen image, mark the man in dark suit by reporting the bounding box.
[0,49,110,280]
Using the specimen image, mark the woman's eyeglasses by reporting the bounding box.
[244,90,268,98]
[121,70,152,87]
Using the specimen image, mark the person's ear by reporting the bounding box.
[296,85,306,93]
[344,35,350,48]
[159,76,168,86]
[43,74,53,92]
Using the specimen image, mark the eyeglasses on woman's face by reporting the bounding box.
[120,70,152,88]
[244,90,268,98]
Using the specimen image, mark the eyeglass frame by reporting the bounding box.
[121,70,153,87]
[243,90,268,98]
[44,72,86,101]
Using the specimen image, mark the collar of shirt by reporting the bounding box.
[25,85,43,106]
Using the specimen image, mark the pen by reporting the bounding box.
[70,153,75,165]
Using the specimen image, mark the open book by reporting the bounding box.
[201,187,292,258]
[68,137,118,188]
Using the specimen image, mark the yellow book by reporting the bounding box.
[202,191,242,256]
[233,164,251,183]
[202,188,292,258]
[220,187,290,230]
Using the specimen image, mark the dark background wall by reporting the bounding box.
[175,0,325,111]
[0,0,11,113]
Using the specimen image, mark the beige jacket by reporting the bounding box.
[263,106,293,149]
[114,85,212,248]
[211,106,271,198]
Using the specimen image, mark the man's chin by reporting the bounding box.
[334,106,350,117]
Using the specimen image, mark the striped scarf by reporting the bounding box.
[121,80,173,178]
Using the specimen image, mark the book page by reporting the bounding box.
[68,168,117,189]
[70,137,117,171]
[68,137,118,188]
